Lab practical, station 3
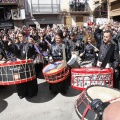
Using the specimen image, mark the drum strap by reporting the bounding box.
[101,43,115,69]
[25,43,29,59]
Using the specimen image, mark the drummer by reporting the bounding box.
[94,29,119,88]
[80,33,98,66]
[48,30,71,94]
[4,31,38,99]
[69,32,84,55]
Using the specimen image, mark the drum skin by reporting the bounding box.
[0,59,36,85]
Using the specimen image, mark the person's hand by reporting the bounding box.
[76,43,79,47]
[99,24,105,30]
[8,41,12,46]
[94,48,99,52]
[35,43,38,46]
[80,53,84,57]
[49,56,54,64]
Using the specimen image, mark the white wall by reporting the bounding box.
[60,0,70,11]
[72,16,76,26]
[87,0,95,12]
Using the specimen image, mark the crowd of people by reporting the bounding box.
[0,22,120,119]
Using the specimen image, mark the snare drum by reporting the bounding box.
[71,67,113,90]
[67,54,80,68]
[80,61,93,68]
[42,61,70,84]
[75,85,120,120]
[0,59,36,85]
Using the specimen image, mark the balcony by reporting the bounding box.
[32,4,60,14]
[69,2,90,15]
[0,20,14,29]
[0,0,18,5]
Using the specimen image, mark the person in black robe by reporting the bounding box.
[94,27,119,88]
[69,32,84,55]
[5,31,38,99]
[48,30,71,94]
[80,33,98,66]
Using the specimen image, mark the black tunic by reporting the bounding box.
[7,42,38,98]
[48,42,71,94]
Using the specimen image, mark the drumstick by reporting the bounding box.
[45,39,51,46]
[88,42,99,51]
[62,44,67,66]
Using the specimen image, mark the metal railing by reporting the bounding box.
[69,2,88,12]
[32,4,60,14]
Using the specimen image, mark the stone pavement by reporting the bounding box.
[0,78,81,120]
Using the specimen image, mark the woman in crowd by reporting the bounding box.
[80,33,98,66]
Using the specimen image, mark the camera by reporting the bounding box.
[91,99,110,120]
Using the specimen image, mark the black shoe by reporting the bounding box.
[19,96,24,99]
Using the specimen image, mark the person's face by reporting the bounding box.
[18,34,25,42]
[55,35,62,44]
[3,36,8,41]
[70,35,75,40]
[63,32,67,37]
[103,32,111,44]
[87,37,92,43]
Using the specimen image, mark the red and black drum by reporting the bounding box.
[71,67,113,90]
[42,61,69,84]
[0,59,36,85]
[75,85,120,120]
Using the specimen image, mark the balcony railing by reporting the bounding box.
[32,4,60,14]
[69,2,88,12]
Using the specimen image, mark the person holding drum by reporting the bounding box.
[80,33,98,67]
[5,31,38,99]
[47,30,71,94]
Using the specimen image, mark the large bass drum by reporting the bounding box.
[75,85,120,120]
[42,61,70,84]
[0,59,36,85]
[71,67,113,90]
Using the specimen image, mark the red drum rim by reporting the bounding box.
[71,67,114,74]
[42,61,65,75]
[46,68,70,84]
[0,59,33,67]
[71,86,86,91]
[0,75,36,85]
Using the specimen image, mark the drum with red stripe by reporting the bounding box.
[71,67,113,90]
[75,85,120,120]
[0,59,36,85]
[42,61,69,84]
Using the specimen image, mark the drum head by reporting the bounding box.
[43,61,62,73]
[87,86,120,103]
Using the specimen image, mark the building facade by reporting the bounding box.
[109,0,120,21]
[0,0,25,30]
[0,0,95,29]
[93,0,107,18]
[23,0,95,29]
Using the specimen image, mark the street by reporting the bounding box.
[0,76,81,120]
